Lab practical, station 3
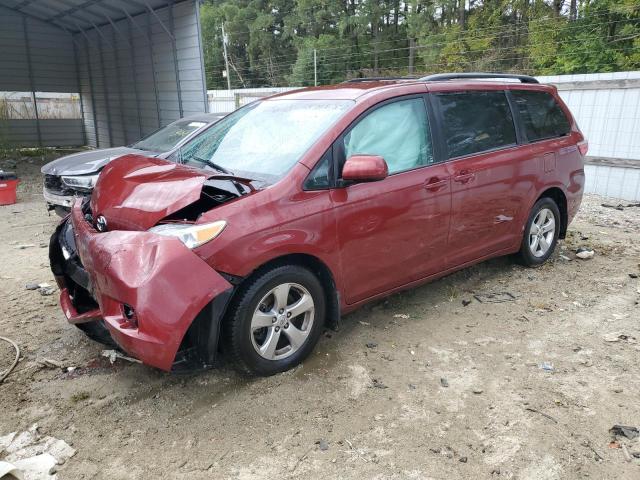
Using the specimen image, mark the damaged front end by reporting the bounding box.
[49,156,252,371]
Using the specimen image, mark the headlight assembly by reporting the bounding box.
[61,174,100,191]
[148,221,227,249]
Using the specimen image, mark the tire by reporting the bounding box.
[75,320,118,348]
[225,265,326,376]
[517,197,561,267]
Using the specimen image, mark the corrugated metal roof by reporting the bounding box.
[0,0,188,33]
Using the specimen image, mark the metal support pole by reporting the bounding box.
[168,1,183,118]
[96,31,114,146]
[127,17,143,139]
[314,49,318,87]
[146,12,162,127]
[81,35,99,147]
[72,38,87,146]
[23,16,42,147]
[111,26,128,144]
[194,0,209,112]
[221,23,231,91]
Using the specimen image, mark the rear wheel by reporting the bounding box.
[517,197,561,267]
[225,265,325,376]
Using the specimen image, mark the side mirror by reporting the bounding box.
[342,155,388,183]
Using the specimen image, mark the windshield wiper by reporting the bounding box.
[191,155,233,175]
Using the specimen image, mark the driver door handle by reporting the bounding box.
[454,169,476,184]
[424,176,448,192]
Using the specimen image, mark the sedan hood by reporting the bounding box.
[41,147,157,176]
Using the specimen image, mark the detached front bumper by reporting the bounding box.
[50,201,233,371]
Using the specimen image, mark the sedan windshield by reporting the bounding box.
[132,119,208,153]
[179,99,353,182]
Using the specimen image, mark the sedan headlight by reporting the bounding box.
[148,221,226,249]
[61,174,100,191]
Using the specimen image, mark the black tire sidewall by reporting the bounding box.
[228,265,326,376]
[519,197,561,266]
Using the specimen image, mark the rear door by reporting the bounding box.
[330,96,451,304]
[432,90,533,267]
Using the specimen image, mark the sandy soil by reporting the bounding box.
[1,156,639,480]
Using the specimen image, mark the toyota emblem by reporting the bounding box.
[96,215,107,232]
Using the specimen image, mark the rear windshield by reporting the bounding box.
[179,99,353,183]
[434,91,517,158]
[510,90,571,142]
[132,119,207,153]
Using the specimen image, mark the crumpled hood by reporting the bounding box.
[90,155,210,231]
[41,147,157,176]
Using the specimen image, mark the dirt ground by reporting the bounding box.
[1,155,639,480]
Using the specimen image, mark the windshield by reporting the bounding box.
[132,119,208,153]
[179,99,353,182]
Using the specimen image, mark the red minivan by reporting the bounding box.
[50,73,586,375]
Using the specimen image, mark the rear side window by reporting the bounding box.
[510,90,571,142]
[435,91,517,158]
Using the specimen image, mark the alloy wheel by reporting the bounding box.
[250,282,315,360]
[528,207,556,257]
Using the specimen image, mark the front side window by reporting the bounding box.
[510,90,571,142]
[132,119,207,153]
[342,98,433,175]
[179,99,352,183]
[435,91,517,158]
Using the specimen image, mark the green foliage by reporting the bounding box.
[200,0,640,88]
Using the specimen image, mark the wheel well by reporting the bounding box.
[538,187,568,238]
[237,254,341,330]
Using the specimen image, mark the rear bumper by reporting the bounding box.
[51,201,233,371]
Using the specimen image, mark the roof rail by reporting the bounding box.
[420,73,539,84]
[343,76,419,83]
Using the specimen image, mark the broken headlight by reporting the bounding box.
[148,221,226,249]
[61,174,100,191]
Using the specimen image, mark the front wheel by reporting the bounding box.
[225,265,326,376]
[517,197,561,267]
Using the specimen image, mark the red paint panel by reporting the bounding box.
[70,202,232,371]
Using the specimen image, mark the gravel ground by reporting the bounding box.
[1,155,639,480]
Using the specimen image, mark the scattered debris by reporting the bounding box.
[525,407,558,424]
[38,358,65,370]
[539,361,554,372]
[25,282,39,290]
[472,388,483,394]
[440,377,449,388]
[315,439,329,451]
[15,244,36,250]
[473,292,515,303]
[602,202,640,210]
[358,321,370,326]
[461,299,472,307]
[365,342,377,349]
[621,443,633,462]
[371,378,387,389]
[559,254,572,261]
[393,314,410,319]
[101,349,142,364]
[603,333,637,343]
[39,286,56,296]
[575,247,595,260]
[629,273,638,279]
[459,456,468,463]
[0,424,76,479]
[609,425,639,440]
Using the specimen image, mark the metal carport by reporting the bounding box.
[0,0,209,148]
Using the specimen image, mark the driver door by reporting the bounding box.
[330,96,451,304]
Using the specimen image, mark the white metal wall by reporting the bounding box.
[207,87,297,113]
[75,1,208,148]
[0,5,83,147]
[537,72,640,161]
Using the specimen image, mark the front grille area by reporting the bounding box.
[44,174,73,196]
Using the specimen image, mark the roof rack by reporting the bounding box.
[420,73,539,84]
[343,76,419,83]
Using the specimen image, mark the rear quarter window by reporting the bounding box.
[510,90,571,142]
[434,91,517,159]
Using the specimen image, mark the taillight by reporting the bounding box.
[577,140,588,156]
